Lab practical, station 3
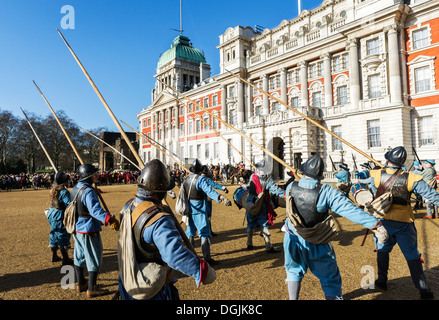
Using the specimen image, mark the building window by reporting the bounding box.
[197,144,201,158]
[188,120,193,135]
[203,115,209,131]
[419,116,434,146]
[271,101,280,112]
[413,28,430,50]
[290,97,299,108]
[309,62,323,79]
[196,119,201,133]
[203,97,209,108]
[368,74,381,98]
[415,66,431,93]
[312,92,322,108]
[367,119,381,148]
[189,145,193,158]
[212,115,219,130]
[180,123,184,135]
[332,125,342,151]
[287,68,300,84]
[366,38,380,55]
[205,143,210,158]
[255,105,262,116]
[269,75,280,90]
[212,95,218,106]
[180,146,185,159]
[147,118,151,127]
[337,86,348,105]
[188,103,193,113]
[332,53,349,72]
[228,86,236,98]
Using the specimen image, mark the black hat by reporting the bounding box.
[360,163,371,169]
[339,163,349,171]
[189,159,203,173]
[384,146,407,168]
[138,159,174,192]
[54,172,69,186]
[78,163,100,182]
[299,155,324,180]
[201,165,209,174]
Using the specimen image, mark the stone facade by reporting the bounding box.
[137,0,439,179]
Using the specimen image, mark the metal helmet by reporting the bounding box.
[54,172,69,186]
[299,155,324,180]
[384,146,407,168]
[189,159,203,173]
[78,163,100,182]
[138,159,173,192]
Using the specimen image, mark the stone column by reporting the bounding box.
[321,53,333,108]
[262,74,269,114]
[221,84,227,123]
[299,61,308,107]
[246,82,253,120]
[237,80,244,128]
[347,38,361,111]
[387,25,403,104]
[280,68,288,111]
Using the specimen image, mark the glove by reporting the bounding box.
[374,225,388,244]
[109,215,120,232]
[222,186,229,194]
[202,265,217,285]
[219,194,232,206]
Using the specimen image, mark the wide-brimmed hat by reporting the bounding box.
[339,163,349,171]
[424,159,436,166]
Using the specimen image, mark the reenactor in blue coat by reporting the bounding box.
[47,172,72,265]
[183,159,232,265]
[366,147,437,299]
[283,155,388,300]
[71,163,120,298]
[117,159,216,300]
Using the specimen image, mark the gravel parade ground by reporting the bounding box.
[1,183,438,302]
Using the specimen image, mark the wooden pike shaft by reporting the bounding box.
[226,69,384,168]
[21,108,58,173]
[33,83,111,213]
[33,80,84,164]
[80,127,142,171]
[169,93,257,171]
[159,79,295,173]
[121,120,190,174]
[57,28,144,168]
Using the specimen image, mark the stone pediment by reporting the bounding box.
[148,90,177,111]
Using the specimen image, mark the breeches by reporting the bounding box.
[374,219,420,261]
[185,212,211,239]
[283,232,342,297]
[73,232,103,272]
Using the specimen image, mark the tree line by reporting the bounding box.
[0,108,107,174]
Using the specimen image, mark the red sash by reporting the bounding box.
[252,174,277,225]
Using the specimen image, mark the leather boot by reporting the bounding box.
[407,259,434,299]
[51,246,61,262]
[60,247,73,265]
[375,251,389,290]
[87,271,109,298]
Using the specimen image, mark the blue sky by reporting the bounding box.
[0,0,323,132]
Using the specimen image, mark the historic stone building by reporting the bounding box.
[137,0,439,179]
[99,132,139,171]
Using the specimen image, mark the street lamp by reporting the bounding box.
[339,149,346,163]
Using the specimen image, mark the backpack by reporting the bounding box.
[175,175,197,216]
[63,186,88,234]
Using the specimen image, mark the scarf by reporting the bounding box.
[252,174,277,225]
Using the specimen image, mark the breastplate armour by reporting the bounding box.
[289,181,326,228]
[379,170,410,206]
[184,175,205,200]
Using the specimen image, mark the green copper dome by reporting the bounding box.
[157,35,207,68]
